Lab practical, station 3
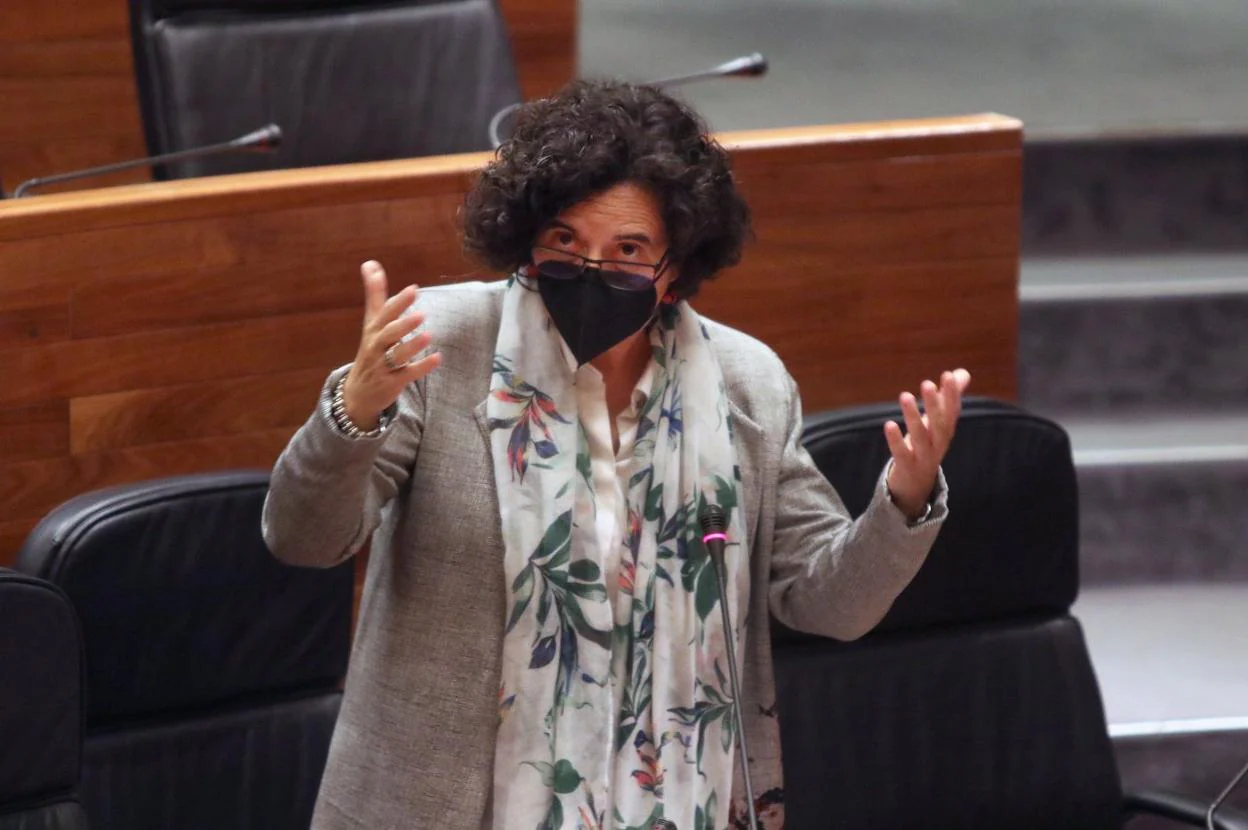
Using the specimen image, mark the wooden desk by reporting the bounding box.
[0,0,577,193]
[0,114,1022,564]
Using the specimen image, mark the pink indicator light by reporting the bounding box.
[702,532,728,543]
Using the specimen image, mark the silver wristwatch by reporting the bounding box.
[329,373,386,439]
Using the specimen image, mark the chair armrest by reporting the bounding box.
[1125,790,1248,830]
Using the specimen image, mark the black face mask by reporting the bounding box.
[536,268,658,366]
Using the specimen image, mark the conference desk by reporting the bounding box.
[0,114,1022,564]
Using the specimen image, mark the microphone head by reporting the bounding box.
[699,504,727,537]
[734,52,768,77]
[651,820,678,830]
[652,52,769,89]
[232,124,283,152]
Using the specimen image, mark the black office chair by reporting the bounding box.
[15,471,354,830]
[0,570,91,830]
[129,0,523,179]
[771,398,1248,829]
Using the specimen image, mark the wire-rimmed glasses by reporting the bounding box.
[528,246,671,292]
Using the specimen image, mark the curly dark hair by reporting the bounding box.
[460,79,752,299]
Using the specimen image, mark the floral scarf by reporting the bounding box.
[487,277,749,830]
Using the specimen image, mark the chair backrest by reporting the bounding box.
[773,398,1124,830]
[14,471,354,830]
[129,0,522,179]
[0,570,91,830]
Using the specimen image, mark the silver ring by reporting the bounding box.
[383,344,403,372]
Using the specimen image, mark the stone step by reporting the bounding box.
[1051,412,1248,586]
[1077,584,1248,818]
[1020,255,1248,415]
[1022,134,1248,257]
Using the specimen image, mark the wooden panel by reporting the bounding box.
[0,115,1024,567]
[0,520,37,568]
[0,429,294,541]
[0,285,71,349]
[498,0,578,98]
[0,40,133,77]
[1,310,359,408]
[70,369,328,453]
[738,151,1022,213]
[698,258,1019,408]
[0,0,127,42]
[0,218,240,292]
[0,77,140,143]
[0,402,69,464]
[71,246,474,338]
[0,135,149,196]
[0,0,577,191]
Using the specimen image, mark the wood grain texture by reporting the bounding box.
[0,402,69,464]
[0,115,1023,566]
[0,0,576,192]
[70,369,329,454]
[2,310,360,409]
[0,430,294,529]
[500,0,578,98]
[0,285,71,349]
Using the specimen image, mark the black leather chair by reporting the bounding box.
[773,398,1248,830]
[129,0,523,179]
[0,570,91,830]
[14,472,354,830]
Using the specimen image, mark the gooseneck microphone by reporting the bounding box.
[488,52,770,149]
[700,504,761,830]
[11,124,283,198]
[650,52,769,88]
[1206,757,1248,830]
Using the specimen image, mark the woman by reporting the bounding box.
[263,80,969,830]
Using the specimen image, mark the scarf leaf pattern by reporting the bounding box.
[488,281,748,830]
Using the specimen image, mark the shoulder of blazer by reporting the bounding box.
[407,280,506,411]
[701,315,794,431]
[415,279,507,362]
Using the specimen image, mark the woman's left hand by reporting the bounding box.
[884,369,972,521]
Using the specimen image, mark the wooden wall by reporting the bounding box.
[0,0,578,194]
[0,114,1022,564]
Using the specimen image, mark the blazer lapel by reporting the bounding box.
[474,397,491,452]
[727,401,766,555]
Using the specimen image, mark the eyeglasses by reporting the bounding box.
[530,246,670,293]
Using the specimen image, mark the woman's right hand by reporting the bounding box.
[341,261,442,430]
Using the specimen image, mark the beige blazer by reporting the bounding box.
[262,280,947,830]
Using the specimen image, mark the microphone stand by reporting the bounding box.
[702,506,761,830]
[12,124,283,198]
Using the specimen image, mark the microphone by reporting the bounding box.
[650,52,769,88]
[700,504,760,830]
[488,52,769,148]
[11,124,283,198]
[1207,757,1248,830]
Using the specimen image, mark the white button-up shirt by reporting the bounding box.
[561,341,656,606]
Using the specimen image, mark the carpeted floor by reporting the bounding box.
[579,0,1248,134]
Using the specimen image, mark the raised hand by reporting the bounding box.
[341,261,442,430]
[883,369,972,520]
